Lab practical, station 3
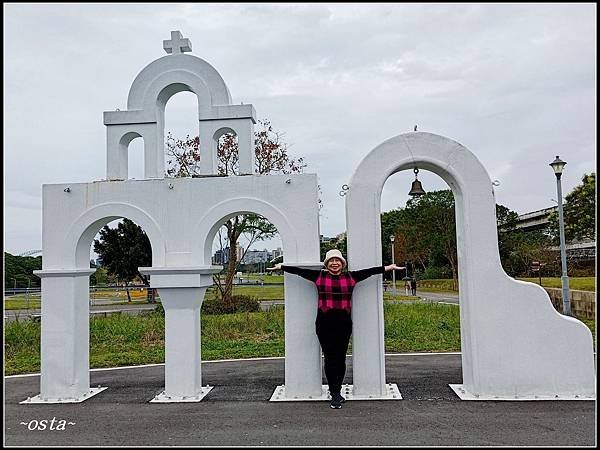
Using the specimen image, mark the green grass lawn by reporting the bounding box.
[5,302,595,376]
[4,297,42,310]
[516,277,595,291]
[4,297,155,311]
[236,274,284,284]
[399,277,596,293]
[203,285,285,301]
[6,276,594,310]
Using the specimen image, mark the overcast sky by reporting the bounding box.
[4,3,596,256]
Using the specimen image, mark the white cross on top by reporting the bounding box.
[163,31,192,55]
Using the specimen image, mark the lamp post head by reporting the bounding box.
[390,235,395,243]
[550,155,567,177]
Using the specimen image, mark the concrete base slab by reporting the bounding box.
[449,384,596,401]
[150,386,214,403]
[270,383,402,402]
[20,386,108,404]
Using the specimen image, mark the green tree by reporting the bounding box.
[319,232,347,262]
[406,190,458,287]
[165,119,307,309]
[380,191,457,286]
[89,266,117,286]
[548,172,596,243]
[93,219,153,302]
[4,253,42,289]
[495,203,554,276]
[496,204,521,267]
[381,190,529,284]
[501,229,554,277]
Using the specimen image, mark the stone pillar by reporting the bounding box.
[139,266,221,402]
[159,287,206,398]
[198,120,218,175]
[106,126,129,180]
[143,125,162,179]
[282,263,323,398]
[236,119,255,175]
[31,268,101,403]
[350,278,387,397]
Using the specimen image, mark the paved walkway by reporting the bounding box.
[5,353,595,446]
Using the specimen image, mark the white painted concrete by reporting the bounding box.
[270,384,402,402]
[33,30,594,405]
[103,30,255,180]
[449,384,594,401]
[150,386,214,403]
[34,31,321,403]
[346,132,595,400]
[20,387,108,404]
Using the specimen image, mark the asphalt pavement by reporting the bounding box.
[5,353,595,447]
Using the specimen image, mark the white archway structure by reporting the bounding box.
[346,132,595,400]
[104,30,256,179]
[29,31,593,406]
[29,31,322,404]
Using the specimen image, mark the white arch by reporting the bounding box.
[127,55,232,113]
[105,54,249,179]
[191,194,322,398]
[192,197,297,266]
[119,131,142,147]
[346,131,595,399]
[213,126,237,141]
[64,202,167,268]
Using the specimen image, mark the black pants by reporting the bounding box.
[315,309,352,396]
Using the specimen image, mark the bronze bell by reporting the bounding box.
[408,168,426,196]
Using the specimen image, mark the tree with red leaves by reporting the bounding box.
[166,119,308,308]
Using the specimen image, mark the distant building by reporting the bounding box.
[512,206,557,232]
[241,249,270,264]
[503,205,595,265]
[271,247,283,260]
[213,247,230,265]
[212,244,243,265]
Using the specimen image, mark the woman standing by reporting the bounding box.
[268,249,402,409]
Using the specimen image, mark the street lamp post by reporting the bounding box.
[390,235,397,296]
[549,155,571,315]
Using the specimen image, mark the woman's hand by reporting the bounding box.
[384,263,405,272]
[267,263,283,271]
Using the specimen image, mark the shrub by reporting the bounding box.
[202,295,260,315]
[420,265,452,280]
[153,301,165,317]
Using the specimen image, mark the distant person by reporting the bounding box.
[404,280,410,295]
[410,278,417,296]
[268,249,401,409]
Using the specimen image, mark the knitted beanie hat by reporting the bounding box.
[323,249,347,268]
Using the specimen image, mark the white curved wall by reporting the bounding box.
[346,132,595,398]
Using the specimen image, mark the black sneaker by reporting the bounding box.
[330,393,344,409]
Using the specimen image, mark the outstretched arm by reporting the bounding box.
[267,263,321,282]
[350,263,405,283]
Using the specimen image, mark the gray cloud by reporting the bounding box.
[4,3,596,254]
